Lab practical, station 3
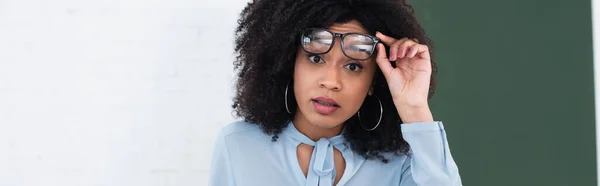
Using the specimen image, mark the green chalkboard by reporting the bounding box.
[411,0,596,185]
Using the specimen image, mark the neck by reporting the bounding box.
[292,111,344,141]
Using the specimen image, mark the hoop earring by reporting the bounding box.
[358,94,383,131]
[285,82,292,114]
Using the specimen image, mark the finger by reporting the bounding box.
[375,43,393,79]
[389,38,411,61]
[375,31,397,46]
[407,44,419,58]
[398,40,417,58]
[405,39,422,58]
[388,41,399,61]
[407,44,430,59]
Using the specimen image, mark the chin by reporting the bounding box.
[306,114,347,129]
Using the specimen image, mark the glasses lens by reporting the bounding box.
[343,34,376,60]
[301,29,333,54]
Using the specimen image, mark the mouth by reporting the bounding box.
[312,97,340,107]
[311,97,340,115]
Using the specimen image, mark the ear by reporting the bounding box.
[369,77,377,96]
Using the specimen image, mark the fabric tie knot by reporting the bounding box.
[312,138,335,176]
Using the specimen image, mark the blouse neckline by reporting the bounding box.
[281,121,360,186]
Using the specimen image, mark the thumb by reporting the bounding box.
[375,43,393,80]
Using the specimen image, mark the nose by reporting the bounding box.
[319,69,342,91]
[318,39,344,91]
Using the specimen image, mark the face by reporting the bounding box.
[293,20,378,129]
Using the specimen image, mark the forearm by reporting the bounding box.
[399,122,462,186]
[396,105,434,123]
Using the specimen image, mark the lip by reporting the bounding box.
[312,97,340,107]
[311,97,340,115]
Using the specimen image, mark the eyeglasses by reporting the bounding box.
[300,28,380,60]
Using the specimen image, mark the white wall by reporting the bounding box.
[0,0,246,185]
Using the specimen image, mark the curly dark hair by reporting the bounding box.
[232,0,437,162]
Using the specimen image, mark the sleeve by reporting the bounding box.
[209,129,236,186]
[398,121,462,186]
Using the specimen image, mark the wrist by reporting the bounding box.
[396,105,434,123]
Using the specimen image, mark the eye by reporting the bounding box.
[344,63,363,72]
[308,55,324,64]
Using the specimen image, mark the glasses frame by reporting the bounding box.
[300,28,381,60]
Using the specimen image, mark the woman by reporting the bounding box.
[210,0,462,185]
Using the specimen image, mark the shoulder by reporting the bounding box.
[218,120,262,137]
[216,120,273,146]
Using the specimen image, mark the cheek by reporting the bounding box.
[343,81,370,108]
[294,60,309,78]
[293,51,311,77]
[349,65,376,91]
[293,58,315,99]
[343,69,376,106]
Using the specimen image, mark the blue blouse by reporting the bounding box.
[209,120,462,186]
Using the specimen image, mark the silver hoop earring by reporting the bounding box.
[285,82,291,114]
[358,94,383,131]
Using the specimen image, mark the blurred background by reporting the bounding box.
[0,0,597,185]
[415,0,597,185]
